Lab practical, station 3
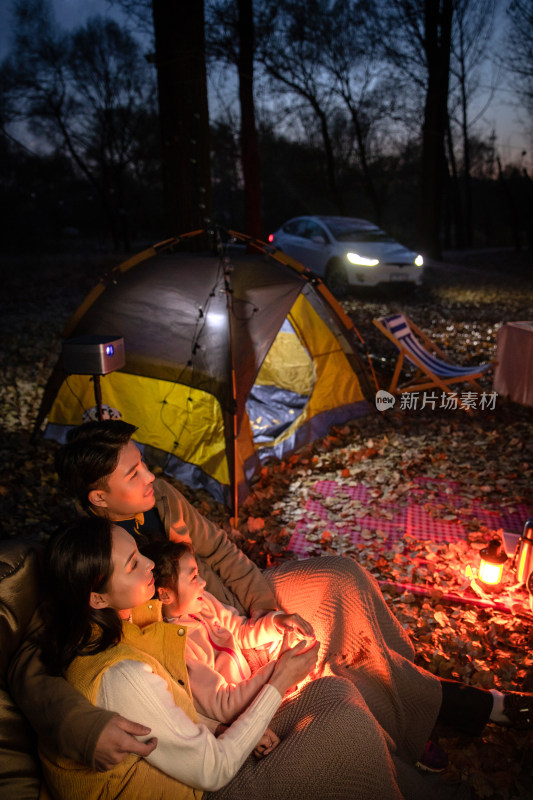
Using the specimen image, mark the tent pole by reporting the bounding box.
[222,254,239,526]
[92,374,104,422]
[231,367,239,525]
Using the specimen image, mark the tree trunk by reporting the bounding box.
[237,0,263,241]
[312,102,344,213]
[497,157,522,252]
[418,0,453,259]
[446,117,465,248]
[151,0,212,237]
[347,102,382,223]
[460,77,473,247]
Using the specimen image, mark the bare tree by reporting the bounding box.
[374,0,453,258]
[256,0,345,212]
[151,0,212,236]
[500,1,533,251]
[109,0,213,236]
[421,0,453,258]
[503,0,533,127]
[237,0,262,239]
[317,0,394,223]
[2,0,157,249]
[207,0,263,239]
[448,0,497,247]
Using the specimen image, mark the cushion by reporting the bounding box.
[0,540,44,798]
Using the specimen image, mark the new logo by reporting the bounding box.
[375,390,396,411]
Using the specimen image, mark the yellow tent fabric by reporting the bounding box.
[49,372,231,485]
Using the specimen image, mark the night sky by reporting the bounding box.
[0,0,529,167]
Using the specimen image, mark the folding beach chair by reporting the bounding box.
[373,313,493,405]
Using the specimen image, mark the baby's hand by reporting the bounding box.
[253,727,280,758]
[274,612,315,641]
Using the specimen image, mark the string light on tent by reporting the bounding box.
[206,311,227,330]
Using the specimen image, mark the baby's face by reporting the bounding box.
[176,552,206,615]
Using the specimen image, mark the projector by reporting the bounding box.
[62,335,125,375]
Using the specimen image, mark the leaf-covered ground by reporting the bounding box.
[1,247,532,799]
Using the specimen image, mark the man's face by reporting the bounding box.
[89,440,156,519]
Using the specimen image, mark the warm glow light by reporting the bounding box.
[479,560,504,585]
[478,539,507,586]
[346,252,379,267]
[415,255,424,267]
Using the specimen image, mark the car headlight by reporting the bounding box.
[415,255,423,267]
[346,252,379,267]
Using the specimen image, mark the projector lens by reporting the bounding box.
[105,345,114,356]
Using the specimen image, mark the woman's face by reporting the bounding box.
[92,525,155,619]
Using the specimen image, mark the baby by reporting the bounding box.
[146,540,315,757]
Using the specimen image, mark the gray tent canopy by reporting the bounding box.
[36,232,374,510]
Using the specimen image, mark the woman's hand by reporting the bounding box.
[268,633,319,696]
[253,727,280,758]
[274,612,315,640]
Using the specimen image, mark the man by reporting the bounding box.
[54,420,278,617]
[11,421,533,788]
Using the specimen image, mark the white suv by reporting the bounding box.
[269,215,424,296]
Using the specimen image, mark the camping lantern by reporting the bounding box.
[515,519,533,586]
[478,539,507,587]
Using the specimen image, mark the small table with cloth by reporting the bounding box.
[493,321,533,406]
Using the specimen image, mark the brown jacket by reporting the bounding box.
[153,477,277,615]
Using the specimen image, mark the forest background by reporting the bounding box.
[1,5,533,796]
[1,0,532,258]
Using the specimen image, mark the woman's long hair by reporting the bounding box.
[42,517,123,675]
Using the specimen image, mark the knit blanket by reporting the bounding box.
[207,557,469,800]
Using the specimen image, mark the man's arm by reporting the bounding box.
[156,478,278,615]
[8,608,156,770]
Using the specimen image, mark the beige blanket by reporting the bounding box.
[207,556,469,800]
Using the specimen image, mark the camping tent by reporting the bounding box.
[36,232,374,509]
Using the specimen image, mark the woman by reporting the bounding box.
[40,518,466,800]
[39,518,317,799]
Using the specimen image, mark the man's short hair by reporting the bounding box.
[55,420,137,510]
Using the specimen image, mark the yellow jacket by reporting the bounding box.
[40,601,200,800]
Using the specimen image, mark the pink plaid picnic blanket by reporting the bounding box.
[288,476,531,558]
